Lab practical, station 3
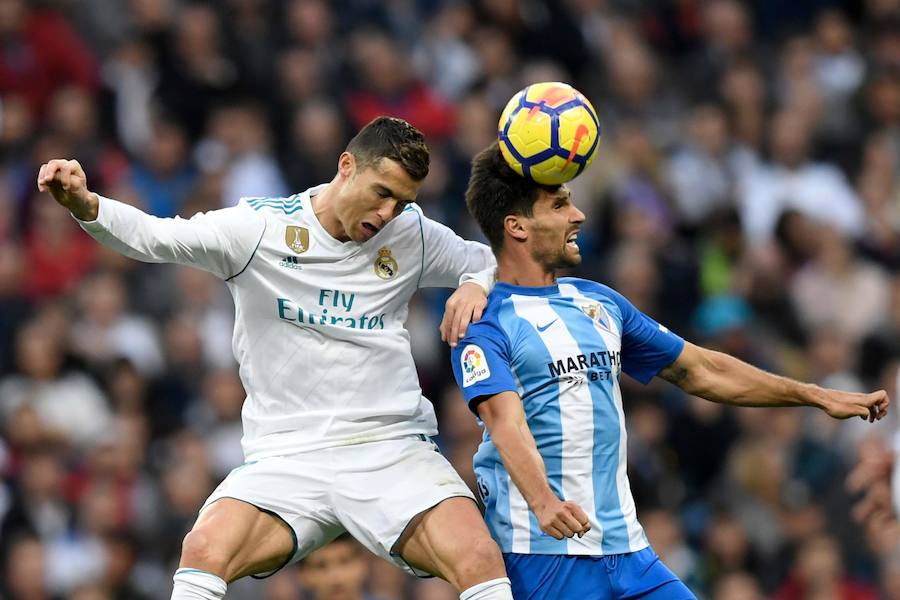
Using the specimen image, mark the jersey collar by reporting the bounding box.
[494,281,561,297]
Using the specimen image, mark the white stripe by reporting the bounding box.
[508,473,531,553]
[510,294,603,553]
[559,283,646,550]
[611,382,646,551]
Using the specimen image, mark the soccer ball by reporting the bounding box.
[497,82,600,185]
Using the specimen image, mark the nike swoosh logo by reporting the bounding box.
[536,319,557,332]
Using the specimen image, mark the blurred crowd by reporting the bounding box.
[0,0,899,598]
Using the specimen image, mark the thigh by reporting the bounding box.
[395,496,505,589]
[196,456,344,580]
[505,553,611,600]
[188,497,296,581]
[613,548,696,600]
[332,437,477,577]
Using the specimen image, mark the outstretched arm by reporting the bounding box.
[37,159,264,279]
[476,392,591,540]
[658,342,890,421]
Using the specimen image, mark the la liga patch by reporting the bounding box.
[461,344,491,387]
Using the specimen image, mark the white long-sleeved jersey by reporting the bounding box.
[79,185,495,460]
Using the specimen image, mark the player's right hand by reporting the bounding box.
[535,498,591,540]
[820,388,890,423]
[36,159,98,220]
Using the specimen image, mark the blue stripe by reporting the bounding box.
[247,195,303,212]
[555,296,630,553]
[175,568,219,577]
[247,200,303,211]
[247,194,302,205]
[500,302,567,554]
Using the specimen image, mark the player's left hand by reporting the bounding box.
[819,389,890,422]
[441,282,487,348]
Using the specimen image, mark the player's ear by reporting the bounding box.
[504,214,528,242]
[337,152,356,180]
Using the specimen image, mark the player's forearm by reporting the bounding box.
[77,195,186,264]
[487,418,560,511]
[670,346,823,409]
[75,195,251,278]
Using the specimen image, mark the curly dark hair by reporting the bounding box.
[465,142,559,251]
[346,116,430,181]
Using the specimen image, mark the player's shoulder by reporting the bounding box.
[460,291,504,330]
[459,294,515,347]
[390,202,427,232]
[559,277,631,315]
[359,203,426,247]
[559,277,620,300]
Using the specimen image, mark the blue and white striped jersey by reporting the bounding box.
[451,278,684,556]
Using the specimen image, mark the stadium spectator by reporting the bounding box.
[1,533,58,600]
[128,118,197,218]
[298,534,386,600]
[773,533,879,600]
[70,270,165,376]
[789,225,890,343]
[738,109,865,243]
[346,29,456,139]
[0,0,98,118]
[0,319,112,450]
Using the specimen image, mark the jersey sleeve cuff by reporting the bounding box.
[459,267,496,293]
[72,195,111,233]
[463,385,518,414]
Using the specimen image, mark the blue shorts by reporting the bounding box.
[504,547,697,600]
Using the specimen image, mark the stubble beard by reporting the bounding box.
[531,243,581,272]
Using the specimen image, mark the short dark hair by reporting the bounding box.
[346,117,430,181]
[465,142,558,251]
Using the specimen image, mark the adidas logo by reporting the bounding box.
[278,256,302,270]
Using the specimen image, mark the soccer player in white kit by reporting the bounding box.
[37,118,514,600]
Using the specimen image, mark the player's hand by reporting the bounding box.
[847,437,896,530]
[818,389,889,422]
[534,497,591,540]
[36,159,98,221]
[441,282,487,348]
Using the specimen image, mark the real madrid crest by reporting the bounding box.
[374,247,399,280]
[285,226,309,254]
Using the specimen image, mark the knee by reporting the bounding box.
[180,528,229,576]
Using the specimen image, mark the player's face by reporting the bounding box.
[299,541,367,600]
[527,185,585,269]
[336,155,421,242]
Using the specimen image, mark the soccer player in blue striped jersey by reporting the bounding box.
[451,143,891,600]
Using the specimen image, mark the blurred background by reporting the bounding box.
[0,0,898,598]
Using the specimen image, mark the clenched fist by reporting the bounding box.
[535,497,592,540]
[36,159,99,221]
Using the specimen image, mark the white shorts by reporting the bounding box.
[200,435,475,577]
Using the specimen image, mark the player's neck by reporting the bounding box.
[496,252,557,287]
[310,182,350,241]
